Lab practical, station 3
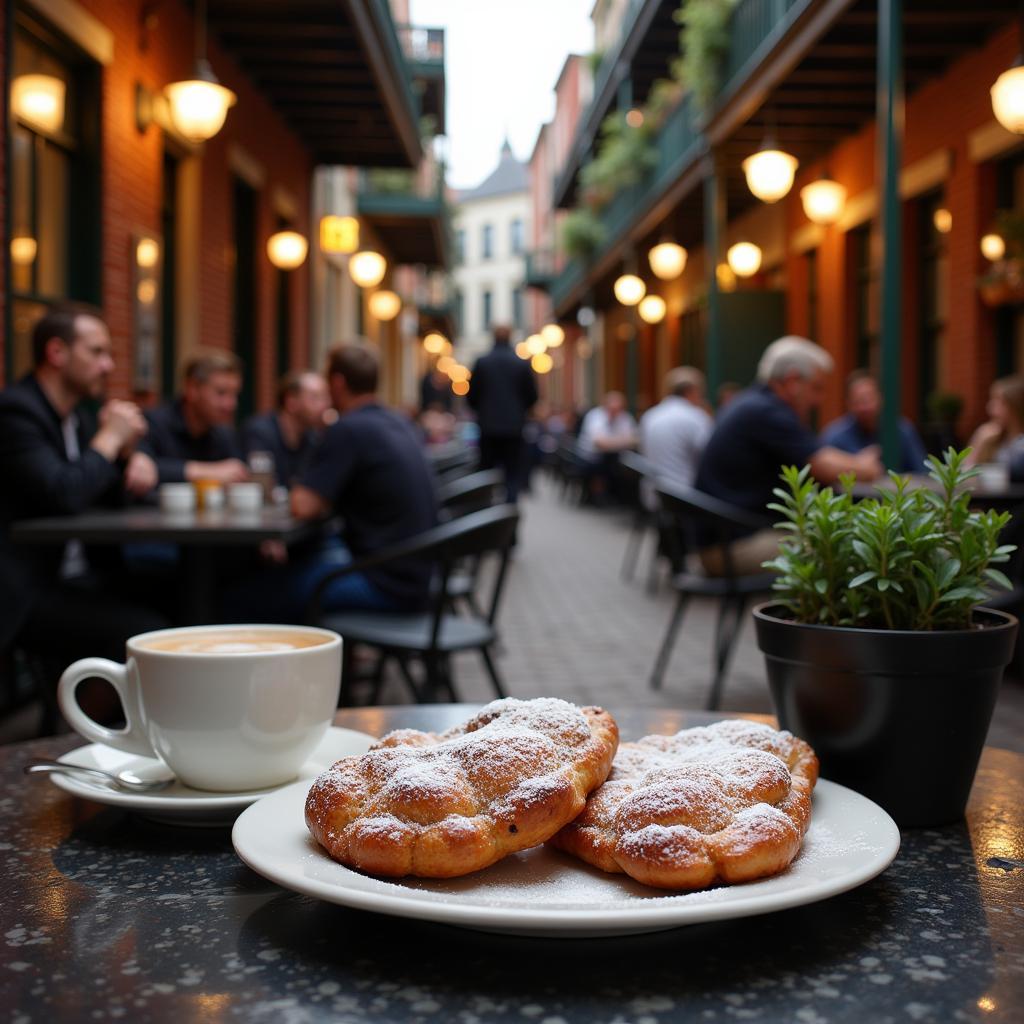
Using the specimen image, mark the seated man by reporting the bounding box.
[640,366,713,501]
[139,350,248,484]
[225,345,439,620]
[242,370,329,488]
[0,303,169,710]
[578,391,638,504]
[695,337,883,576]
[820,370,926,474]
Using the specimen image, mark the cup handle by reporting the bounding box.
[57,658,157,758]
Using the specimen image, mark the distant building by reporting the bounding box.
[452,140,530,364]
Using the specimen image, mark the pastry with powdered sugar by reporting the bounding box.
[305,697,619,878]
[549,719,819,890]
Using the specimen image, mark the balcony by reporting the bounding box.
[394,24,446,134]
[357,162,450,267]
[524,250,556,291]
[550,94,701,312]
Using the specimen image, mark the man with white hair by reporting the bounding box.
[694,336,883,575]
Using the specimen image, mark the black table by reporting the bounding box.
[2,705,1022,1023]
[852,473,1024,511]
[10,506,322,622]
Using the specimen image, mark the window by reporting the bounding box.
[806,248,818,343]
[482,289,493,330]
[454,289,464,333]
[510,218,524,255]
[9,14,101,380]
[482,223,494,260]
[511,286,523,330]
[455,229,466,263]
[853,223,880,373]
[918,193,948,413]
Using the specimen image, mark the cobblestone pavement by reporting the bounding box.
[386,475,1024,754]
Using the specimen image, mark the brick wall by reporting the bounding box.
[2,0,313,410]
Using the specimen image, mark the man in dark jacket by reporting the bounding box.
[0,303,168,703]
[467,325,538,502]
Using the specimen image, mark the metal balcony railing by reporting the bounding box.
[394,24,445,68]
[722,0,805,93]
[525,250,556,290]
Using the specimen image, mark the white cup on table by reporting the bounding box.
[976,463,1009,491]
[228,481,263,512]
[159,482,196,515]
[58,624,342,791]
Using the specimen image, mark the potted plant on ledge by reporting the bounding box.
[754,449,1018,828]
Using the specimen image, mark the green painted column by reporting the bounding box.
[877,0,904,468]
[626,313,639,417]
[703,154,726,402]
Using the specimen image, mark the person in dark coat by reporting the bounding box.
[242,371,329,488]
[139,350,248,485]
[467,325,538,502]
[0,303,169,711]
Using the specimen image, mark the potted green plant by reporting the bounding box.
[754,449,1018,828]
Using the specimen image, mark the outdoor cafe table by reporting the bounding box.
[2,705,1022,1023]
[851,473,1024,511]
[9,505,323,622]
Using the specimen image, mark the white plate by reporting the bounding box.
[50,727,374,826]
[232,778,900,937]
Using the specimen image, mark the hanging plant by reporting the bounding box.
[560,208,606,262]
[673,0,738,112]
[578,110,658,206]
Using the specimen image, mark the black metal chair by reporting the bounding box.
[617,451,661,591]
[306,505,519,705]
[431,445,480,485]
[648,483,776,710]
[437,468,504,521]
[553,437,589,504]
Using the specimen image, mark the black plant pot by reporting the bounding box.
[753,604,1018,829]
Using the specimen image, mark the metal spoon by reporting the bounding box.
[24,760,174,793]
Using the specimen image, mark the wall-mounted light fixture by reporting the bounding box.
[10,236,38,266]
[613,274,646,306]
[423,332,448,354]
[531,352,554,374]
[320,215,360,254]
[933,208,953,235]
[800,178,847,225]
[11,74,65,133]
[540,323,565,347]
[981,233,1006,261]
[727,241,762,278]
[349,250,387,288]
[267,231,308,270]
[638,295,667,324]
[526,334,547,356]
[648,241,687,280]
[743,145,798,203]
[368,289,401,321]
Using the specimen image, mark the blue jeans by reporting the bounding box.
[222,538,403,623]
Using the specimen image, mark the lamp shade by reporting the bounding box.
[637,295,667,324]
[368,289,401,321]
[531,352,554,374]
[991,66,1024,134]
[165,76,236,143]
[981,234,1006,261]
[614,273,646,306]
[716,263,737,292]
[933,208,952,235]
[742,148,798,203]
[526,334,547,356]
[136,238,160,269]
[540,323,565,347]
[10,236,38,266]
[452,379,470,396]
[320,215,359,254]
[515,341,532,360]
[423,332,448,354]
[648,242,687,280]
[349,250,387,288]
[800,179,847,225]
[266,231,308,270]
[11,74,65,133]
[727,242,762,278]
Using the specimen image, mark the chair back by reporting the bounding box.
[655,482,771,579]
[618,450,655,482]
[432,446,480,484]
[438,469,503,520]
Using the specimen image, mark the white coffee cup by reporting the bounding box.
[977,463,1009,491]
[228,482,263,512]
[58,625,342,792]
[159,482,196,514]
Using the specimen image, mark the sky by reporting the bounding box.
[409,0,594,190]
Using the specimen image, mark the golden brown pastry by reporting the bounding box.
[306,698,619,878]
[549,719,818,890]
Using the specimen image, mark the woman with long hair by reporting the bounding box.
[966,376,1024,465]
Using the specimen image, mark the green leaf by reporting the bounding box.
[849,571,877,588]
[984,568,1013,590]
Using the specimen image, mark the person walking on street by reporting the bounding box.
[468,325,538,503]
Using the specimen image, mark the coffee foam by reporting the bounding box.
[140,629,330,654]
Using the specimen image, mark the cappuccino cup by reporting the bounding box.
[159,482,196,515]
[58,625,342,792]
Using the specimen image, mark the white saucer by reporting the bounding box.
[50,727,374,826]
[232,778,901,937]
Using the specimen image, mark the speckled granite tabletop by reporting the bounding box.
[2,706,1022,1024]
